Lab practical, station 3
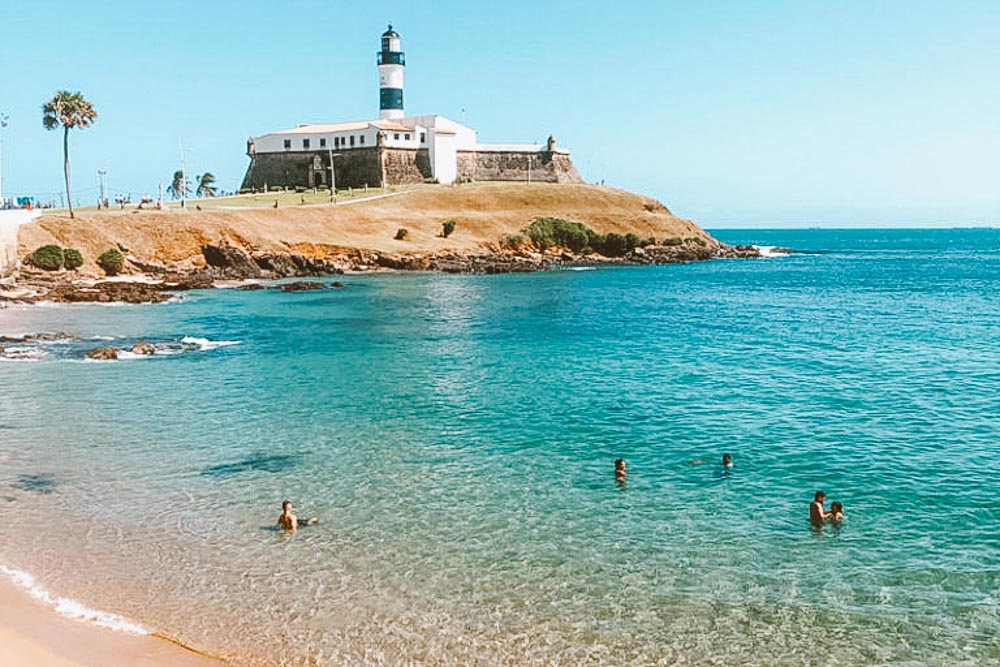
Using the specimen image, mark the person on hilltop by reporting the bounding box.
[810,491,832,526]
[277,500,318,532]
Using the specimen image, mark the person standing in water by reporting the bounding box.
[722,453,733,468]
[614,459,627,484]
[810,491,831,526]
[277,500,318,532]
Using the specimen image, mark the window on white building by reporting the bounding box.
[303,139,310,149]
[283,139,291,150]
[420,133,426,143]
[360,135,365,145]
[405,133,410,141]
[320,138,327,148]
[350,136,355,147]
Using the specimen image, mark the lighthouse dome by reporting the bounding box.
[382,24,399,38]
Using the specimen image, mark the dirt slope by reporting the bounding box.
[18,183,712,274]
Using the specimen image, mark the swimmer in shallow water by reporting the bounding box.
[722,453,733,468]
[830,501,844,521]
[615,458,627,483]
[277,500,318,532]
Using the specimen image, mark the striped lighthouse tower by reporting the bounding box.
[377,24,405,120]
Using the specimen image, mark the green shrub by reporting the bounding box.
[63,248,84,270]
[295,186,306,193]
[641,237,656,247]
[97,248,125,276]
[238,188,252,194]
[499,233,528,250]
[28,245,64,270]
[688,236,707,247]
[601,233,630,257]
[394,228,409,240]
[662,236,683,246]
[270,186,282,192]
[442,220,457,238]
[624,233,641,251]
[524,217,592,252]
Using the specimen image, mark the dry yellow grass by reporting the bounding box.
[19,182,712,274]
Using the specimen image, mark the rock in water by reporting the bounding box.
[279,281,326,293]
[201,245,262,279]
[130,341,156,355]
[87,347,120,360]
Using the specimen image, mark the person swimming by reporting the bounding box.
[810,491,831,526]
[277,500,318,532]
[722,453,733,468]
[614,458,627,483]
[830,501,844,521]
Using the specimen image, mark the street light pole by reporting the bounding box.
[0,112,9,207]
[328,148,338,204]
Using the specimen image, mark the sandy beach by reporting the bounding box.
[0,576,219,667]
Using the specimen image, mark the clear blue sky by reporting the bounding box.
[1,1,997,227]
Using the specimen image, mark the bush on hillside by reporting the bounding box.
[662,236,683,246]
[28,245,65,271]
[524,218,593,253]
[97,248,126,276]
[442,220,457,238]
[63,248,84,270]
[688,236,707,247]
[600,233,630,257]
[394,228,409,240]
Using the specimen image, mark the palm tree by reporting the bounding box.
[42,91,97,219]
[195,172,217,198]
[167,170,189,199]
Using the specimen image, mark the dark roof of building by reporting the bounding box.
[382,24,398,38]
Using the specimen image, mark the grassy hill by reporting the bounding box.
[19,183,715,275]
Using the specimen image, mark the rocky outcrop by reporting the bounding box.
[202,245,262,279]
[254,254,344,277]
[279,281,326,293]
[86,347,120,360]
[130,341,156,355]
[44,281,173,304]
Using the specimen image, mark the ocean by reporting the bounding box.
[1,228,998,665]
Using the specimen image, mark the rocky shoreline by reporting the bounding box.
[1,241,769,306]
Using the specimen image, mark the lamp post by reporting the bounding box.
[0,112,9,207]
[328,149,341,204]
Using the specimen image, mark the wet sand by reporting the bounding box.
[0,577,219,667]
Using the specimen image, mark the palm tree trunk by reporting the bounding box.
[63,126,73,219]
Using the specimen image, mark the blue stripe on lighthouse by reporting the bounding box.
[380,88,403,110]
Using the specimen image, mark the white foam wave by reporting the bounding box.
[752,245,792,258]
[0,564,150,635]
[89,335,116,341]
[564,266,597,272]
[180,336,241,351]
[116,350,151,361]
[0,347,46,361]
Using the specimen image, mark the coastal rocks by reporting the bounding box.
[374,253,431,271]
[279,281,326,292]
[160,272,215,291]
[237,283,264,291]
[254,254,344,277]
[130,341,156,355]
[714,244,764,259]
[202,245,262,279]
[86,347,120,360]
[44,281,172,304]
[428,252,546,274]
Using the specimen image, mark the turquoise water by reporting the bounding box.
[1,228,998,665]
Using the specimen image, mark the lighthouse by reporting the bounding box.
[378,24,405,120]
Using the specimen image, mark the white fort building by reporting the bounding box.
[241,25,581,191]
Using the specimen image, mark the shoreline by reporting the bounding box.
[0,569,221,667]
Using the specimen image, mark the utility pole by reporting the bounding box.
[0,112,9,207]
[178,138,187,209]
[328,148,337,204]
[97,168,108,207]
